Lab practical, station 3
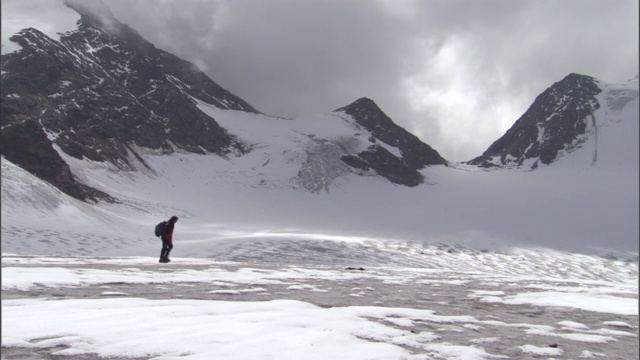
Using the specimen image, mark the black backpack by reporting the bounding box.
[154,221,167,237]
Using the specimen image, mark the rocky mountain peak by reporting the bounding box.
[333,97,448,187]
[335,97,396,131]
[466,73,606,169]
[338,97,380,112]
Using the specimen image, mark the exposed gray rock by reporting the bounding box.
[335,97,448,186]
[466,73,604,169]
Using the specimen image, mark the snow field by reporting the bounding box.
[2,255,638,359]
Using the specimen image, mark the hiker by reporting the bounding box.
[159,216,178,263]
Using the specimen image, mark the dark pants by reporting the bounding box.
[160,240,173,259]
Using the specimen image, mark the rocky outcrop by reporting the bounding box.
[0,120,113,203]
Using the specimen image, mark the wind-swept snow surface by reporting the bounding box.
[2,255,637,359]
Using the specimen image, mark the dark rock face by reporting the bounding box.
[341,145,424,187]
[335,97,447,186]
[0,120,113,203]
[467,73,602,169]
[1,1,258,201]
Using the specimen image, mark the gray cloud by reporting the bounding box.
[102,0,638,162]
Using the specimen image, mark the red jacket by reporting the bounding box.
[161,221,175,243]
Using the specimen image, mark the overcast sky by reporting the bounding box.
[4,0,639,162]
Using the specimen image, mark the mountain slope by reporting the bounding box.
[0,0,258,201]
[191,97,446,193]
[467,73,639,169]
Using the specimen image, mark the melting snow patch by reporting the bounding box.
[580,349,607,358]
[525,327,617,343]
[519,344,563,356]
[470,337,500,344]
[385,317,414,327]
[208,289,241,295]
[423,343,509,359]
[500,291,638,315]
[603,320,636,329]
[558,320,590,330]
[208,288,267,295]
[287,284,328,292]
